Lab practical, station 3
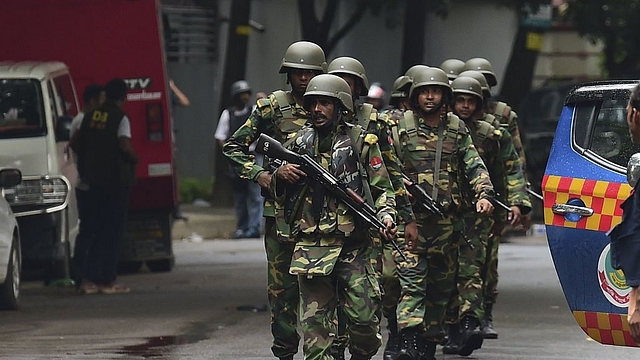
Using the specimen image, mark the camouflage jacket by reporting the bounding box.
[490,101,528,180]
[394,110,494,216]
[350,103,415,225]
[222,90,308,218]
[462,114,531,216]
[271,122,396,244]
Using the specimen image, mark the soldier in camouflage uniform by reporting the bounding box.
[392,67,495,360]
[461,59,533,338]
[222,41,327,360]
[327,56,418,360]
[269,74,397,360]
[380,73,414,360]
[439,59,465,83]
[443,76,530,356]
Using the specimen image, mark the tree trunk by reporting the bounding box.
[400,0,427,73]
[213,0,251,207]
[499,26,543,109]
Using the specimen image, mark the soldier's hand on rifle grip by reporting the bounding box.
[508,206,521,226]
[256,171,273,189]
[379,218,397,242]
[476,198,494,214]
[404,221,418,251]
[276,163,306,184]
[403,178,414,200]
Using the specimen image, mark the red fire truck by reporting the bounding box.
[2,0,177,274]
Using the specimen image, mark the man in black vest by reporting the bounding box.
[215,80,263,238]
[71,78,138,294]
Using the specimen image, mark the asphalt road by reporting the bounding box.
[0,234,638,359]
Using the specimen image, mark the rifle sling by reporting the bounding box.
[432,118,445,201]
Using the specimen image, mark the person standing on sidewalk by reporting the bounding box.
[223,41,327,360]
[215,80,263,238]
[71,78,138,295]
[69,84,105,293]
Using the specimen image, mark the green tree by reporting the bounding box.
[564,1,640,78]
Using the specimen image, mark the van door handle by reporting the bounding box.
[551,203,594,217]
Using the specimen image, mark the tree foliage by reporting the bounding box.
[563,1,640,78]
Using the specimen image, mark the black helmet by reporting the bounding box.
[328,57,369,96]
[230,80,251,97]
[279,41,328,74]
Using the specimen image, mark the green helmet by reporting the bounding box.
[463,57,497,87]
[404,64,430,81]
[451,76,483,108]
[279,41,328,74]
[409,67,452,102]
[391,75,411,99]
[303,74,353,112]
[458,70,491,98]
[328,57,369,96]
[439,59,465,81]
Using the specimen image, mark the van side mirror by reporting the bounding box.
[0,168,22,188]
[627,153,640,187]
[56,115,74,142]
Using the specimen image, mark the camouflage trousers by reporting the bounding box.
[381,241,401,320]
[483,221,504,305]
[395,215,460,342]
[264,217,300,359]
[331,237,383,356]
[445,212,493,323]
[299,246,382,360]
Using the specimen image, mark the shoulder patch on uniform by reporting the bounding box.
[370,155,383,170]
[364,133,378,145]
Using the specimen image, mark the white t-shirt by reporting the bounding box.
[214,105,254,141]
[71,111,131,138]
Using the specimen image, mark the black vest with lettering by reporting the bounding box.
[77,101,132,187]
[227,105,252,139]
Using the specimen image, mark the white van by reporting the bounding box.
[0,61,78,280]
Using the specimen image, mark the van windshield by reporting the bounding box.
[0,79,46,139]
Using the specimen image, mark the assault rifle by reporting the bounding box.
[256,134,407,261]
[401,172,444,217]
[490,196,513,213]
[526,183,544,201]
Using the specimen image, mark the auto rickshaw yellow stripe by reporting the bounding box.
[573,310,638,347]
[543,175,631,232]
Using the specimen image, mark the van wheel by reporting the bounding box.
[146,259,173,273]
[0,236,21,310]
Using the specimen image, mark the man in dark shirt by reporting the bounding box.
[71,78,138,295]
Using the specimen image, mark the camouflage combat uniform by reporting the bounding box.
[394,110,494,344]
[451,113,528,323]
[222,90,307,359]
[485,102,531,309]
[271,122,397,360]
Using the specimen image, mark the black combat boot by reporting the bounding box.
[383,316,400,360]
[441,323,461,355]
[421,341,437,360]
[396,327,423,360]
[481,303,499,339]
[458,316,484,356]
